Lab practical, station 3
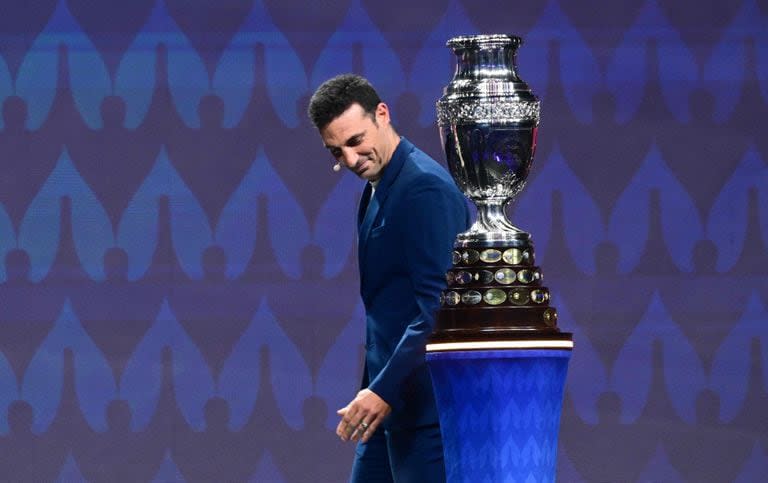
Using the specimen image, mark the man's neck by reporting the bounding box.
[386,130,401,162]
[371,130,401,184]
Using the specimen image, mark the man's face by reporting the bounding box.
[320,102,393,182]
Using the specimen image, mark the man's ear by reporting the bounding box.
[375,102,390,125]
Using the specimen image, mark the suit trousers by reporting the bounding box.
[349,423,445,483]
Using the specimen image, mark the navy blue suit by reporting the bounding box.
[351,138,469,482]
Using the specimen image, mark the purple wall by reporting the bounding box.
[0,0,766,481]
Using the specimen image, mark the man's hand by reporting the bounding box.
[336,388,392,443]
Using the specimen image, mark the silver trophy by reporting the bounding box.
[437,34,540,248]
[431,34,569,339]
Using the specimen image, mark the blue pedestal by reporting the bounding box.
[427,349,571,483]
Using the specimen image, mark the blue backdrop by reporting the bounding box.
[0,0,766,481]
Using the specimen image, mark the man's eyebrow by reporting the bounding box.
[325,131,365,149]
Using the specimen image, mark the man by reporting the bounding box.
[308,74,469,482]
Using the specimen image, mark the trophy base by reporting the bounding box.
[433,239,571,346]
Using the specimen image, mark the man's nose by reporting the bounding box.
[340,148,358,167]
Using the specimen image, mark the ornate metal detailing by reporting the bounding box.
[446,34,522,49]
[438,287,554,308]
[451,248,534,266]
[479,249,502,263]
[503,248,524,264]
[441,240,550,310]
[461,290,483,305]
[461,249,480,264]
[437,99,540,126]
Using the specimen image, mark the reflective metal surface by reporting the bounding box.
[479,248,502,263]
[462,249,480,264]
[478,270,495,284]
[494,268,516,284]
[437,34,539,246]
[483,288,507,305]
[461,290,482,305]
[509,288,530,305]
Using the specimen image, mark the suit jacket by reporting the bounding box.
[357,137,470,430]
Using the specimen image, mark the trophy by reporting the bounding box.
[425,35,573,482]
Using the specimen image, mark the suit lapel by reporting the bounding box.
[357,138,412,263]
[358,191,380,255]
[358,182,372,229]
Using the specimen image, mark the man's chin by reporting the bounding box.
[357,168,375,181]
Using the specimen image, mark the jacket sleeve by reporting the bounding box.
[367,176,467,410]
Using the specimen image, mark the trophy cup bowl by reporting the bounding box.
[437,34,540,247]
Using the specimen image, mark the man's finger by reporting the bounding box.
[343,414,358,429]
[338,404,363,441]
[344,402,361,421]
[348,424,362,441]
[360,415,383,443]
[345,410,368,438]
[336,419,347,439]
[337,410,357,439]
[349,418,372,442]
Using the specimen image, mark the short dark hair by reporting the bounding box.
[307,74,381,130]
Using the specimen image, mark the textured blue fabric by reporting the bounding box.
[350,424,446,483]
[427,350,571,483]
